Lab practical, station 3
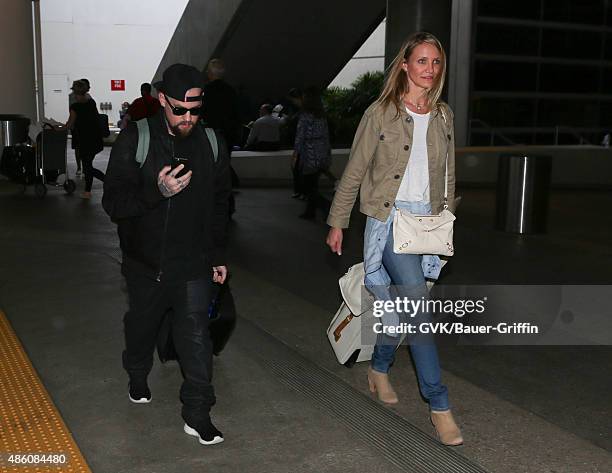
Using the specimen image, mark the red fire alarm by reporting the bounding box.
[111,80,125,91]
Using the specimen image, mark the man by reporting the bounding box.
[201,59,239,146]
[125,82,161,122]
[245,104,281,151]
[102,63,231,446]
[202,59,241,217]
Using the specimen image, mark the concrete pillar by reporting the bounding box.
[385,0,472,146]
[0,0,37,121]
[384,0,452,68]
[32,0,45,122]
[448,0,473,146]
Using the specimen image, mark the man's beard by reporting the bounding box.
[170,120,195,138]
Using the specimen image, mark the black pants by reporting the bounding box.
[123,274,215,425]
[292,159,302,194]
[228,153,239,217]
[74,148,82,171]
[301,171,330,217]
[80,150,105,192]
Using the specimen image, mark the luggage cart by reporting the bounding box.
[32,124,76,198]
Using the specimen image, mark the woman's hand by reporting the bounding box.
[326,227,343,256]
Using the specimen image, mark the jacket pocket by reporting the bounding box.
[375,129,400,164]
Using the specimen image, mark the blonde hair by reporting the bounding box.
[376,32,447,117]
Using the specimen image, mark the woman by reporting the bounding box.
[325,32,462,446]
[286,88,304,198]
[293,87,331,219]
[65,80,104,198]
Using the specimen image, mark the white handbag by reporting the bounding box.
[393,207,455,256]
[392,153,455,256]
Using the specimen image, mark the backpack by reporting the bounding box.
[134,118,218,167]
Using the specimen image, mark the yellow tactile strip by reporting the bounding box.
[0,310,91,472]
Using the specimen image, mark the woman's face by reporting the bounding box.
[402,42,442,91]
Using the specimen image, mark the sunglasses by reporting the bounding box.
[164,94,202,116]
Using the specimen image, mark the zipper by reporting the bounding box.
[156,199,171,282]
[156,137,174,282]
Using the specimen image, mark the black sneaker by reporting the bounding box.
[184,419,224,446]
[128,379,151,404]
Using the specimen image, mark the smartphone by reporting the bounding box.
[172,156,190,178]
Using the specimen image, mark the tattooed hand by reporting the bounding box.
[157,165,192,198]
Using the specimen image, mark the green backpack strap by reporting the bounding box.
[204,127,218,163]
[135,120,217,167]
[135,119,150,168]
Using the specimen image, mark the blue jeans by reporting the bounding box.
[371,227,450,411]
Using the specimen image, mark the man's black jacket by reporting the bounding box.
[102,111,231,281]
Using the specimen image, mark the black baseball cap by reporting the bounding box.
[154,63,204,102]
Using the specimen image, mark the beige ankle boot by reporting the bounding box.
[430,410,463,446]
[367,367,398,404]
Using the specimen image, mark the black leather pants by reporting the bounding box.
[123,274,215,425]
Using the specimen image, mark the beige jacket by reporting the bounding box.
[327,100,456,229]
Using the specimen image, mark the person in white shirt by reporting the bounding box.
[326,32,462,447]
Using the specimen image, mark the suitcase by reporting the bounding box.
[327,262,445,367]
[327,263,376,367]
[327,301,376,366]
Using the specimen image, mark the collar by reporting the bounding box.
[397,102,442,120]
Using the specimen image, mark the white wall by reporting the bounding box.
[329,20,385,88]
[40,0,189,123]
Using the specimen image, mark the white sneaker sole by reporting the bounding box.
[184,423,224,445]
[128,394,152,404]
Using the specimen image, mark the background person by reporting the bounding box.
[325,32,462,446]
[294,87,331,219]
[272,104,284,119]
[202,58,240,217]
[68,78,94,177]
[245,104,281,151]
[126,82,161,122]
[285,88,304,198]
[118,101,130,129]
[64,79,104,198]
[202,59,240,147]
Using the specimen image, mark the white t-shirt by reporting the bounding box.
[396,108,430,203]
